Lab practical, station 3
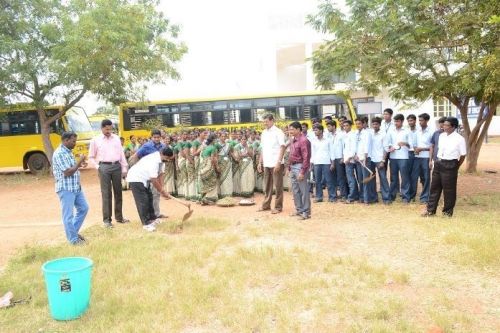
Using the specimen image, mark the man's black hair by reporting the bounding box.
[101,119,113,128]
[151,129,161,137]
[383,108,394,115]
[418,113,430,121]
[371,117,382,125]
[326,121,337,128]
[393,114,405,122]
[289,121,302,130]
[161,147,174,157]
[406,114,416,121]
[446,117,459,129]
[62,131,77,141]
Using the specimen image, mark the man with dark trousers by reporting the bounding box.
[127,147,175,232]
[422,117,466,217]
[89,119,129,228]
[288,121,312,220]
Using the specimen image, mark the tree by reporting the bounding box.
[308,0,499,173]
[0,0,187,160]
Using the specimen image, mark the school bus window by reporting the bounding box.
[213,101,228,110]
[253,98,276,108]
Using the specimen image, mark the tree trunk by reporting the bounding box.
[465,143,480,174]
[40,120,55,163]
[463,102,497,174]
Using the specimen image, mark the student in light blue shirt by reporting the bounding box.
[354,118,372,203]
[385,113,412,203]
[311,125,336,202]
[369,117,391,204]
[327,121,348,200]
[406,114,418,199]
[411,113,433,203]
[342,120,359,203]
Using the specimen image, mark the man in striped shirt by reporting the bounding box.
[52,132,89,245]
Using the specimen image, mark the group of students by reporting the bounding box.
[52,111,466,244]
[307,108,466,218]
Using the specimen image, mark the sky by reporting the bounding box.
[82,0,346,114]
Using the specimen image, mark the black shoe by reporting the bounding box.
[116,218,130,224]
[72,239,86,246]
[328,199,337,203]
[78,234,86,241]
[421,211,435,217]
[314,199,323,203]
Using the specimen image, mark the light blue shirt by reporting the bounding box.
[355,128,371,161]
[331,131,344,160]
[369,130,388,163]
[311,136,334,165]
[408,127,418,152]
[385,127,412,159]
[382,121,395,134]
[343,130,357,161]
[415,126,433,158]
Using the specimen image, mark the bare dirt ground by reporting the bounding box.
[1,142,499,267]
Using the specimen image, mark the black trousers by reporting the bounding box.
[427,159,459,216]
[129,182,155,225]
[98,163,123,223]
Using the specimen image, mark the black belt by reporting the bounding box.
[99,161,120,165]
[437,158,457,162]
[290,161,303,165]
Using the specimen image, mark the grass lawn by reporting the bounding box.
[0,194,499,332]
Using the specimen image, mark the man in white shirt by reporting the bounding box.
[311,125,336,202]
[423,117,466,217]
[406,114,418,200]
[382,108,395,134]
[411,113,433,203]
[342,120,360,203]
[126,147,175,232]
[257,114,286,214]
[385,114,412,203]
[327,121,348,200]
[369,117,390,204]
[354,118,372,203]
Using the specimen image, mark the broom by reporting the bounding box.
[360,160,376,184]
[166,194,194,222]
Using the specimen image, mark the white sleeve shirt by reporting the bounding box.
[261,125,285,167]
[437,132,466,160]
[369,130,387,163]
[385,128,412,159]
[355,129,371,161]
[415,127,433,159]
[311,137,333,165]
[126,151,162,186]
[343,131,356,161]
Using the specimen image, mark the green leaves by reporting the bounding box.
[0,0,187,107]
[309,0,499,106]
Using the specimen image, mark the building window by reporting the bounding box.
[433,98,453,118]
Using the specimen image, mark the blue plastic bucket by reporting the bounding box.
[41,257,93,320]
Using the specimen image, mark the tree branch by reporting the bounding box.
[46,89,87,124]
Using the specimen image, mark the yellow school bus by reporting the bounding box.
[0,105,93,173]
[118,90,356,140]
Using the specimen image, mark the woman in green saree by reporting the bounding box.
[217,132,233,198]
[253,141,263,193]
[199,135,219,205]
[237,136,255,197]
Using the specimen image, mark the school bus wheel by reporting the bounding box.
[26,152,50,174]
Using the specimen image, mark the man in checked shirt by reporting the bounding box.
[52,132,89,245]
